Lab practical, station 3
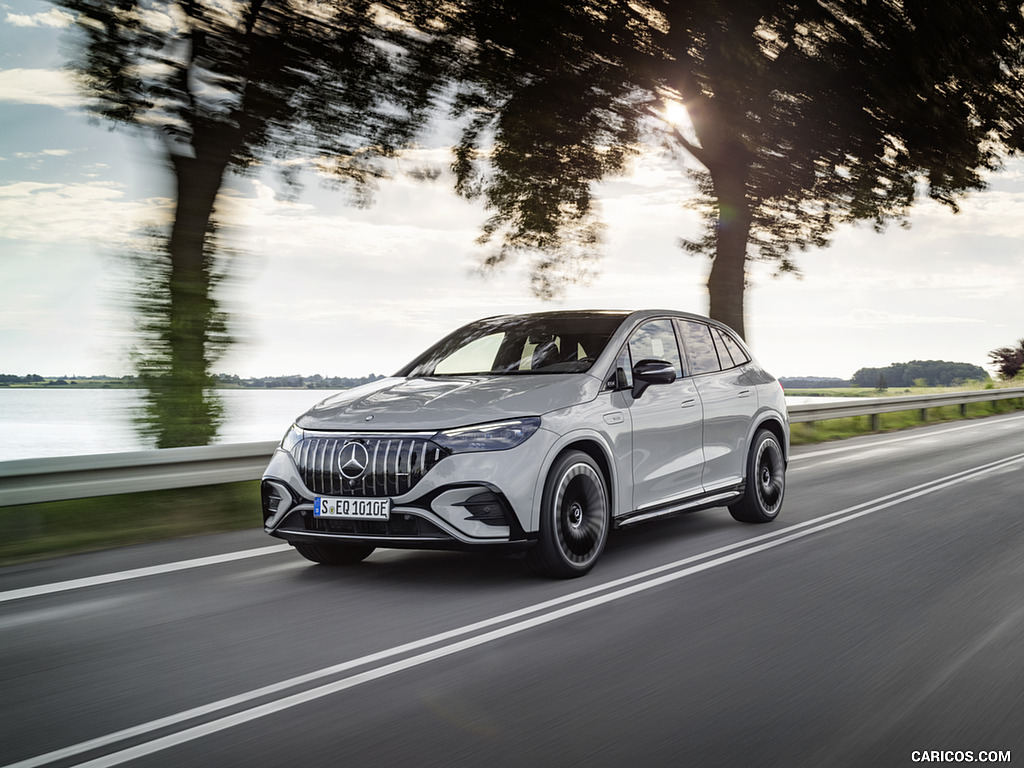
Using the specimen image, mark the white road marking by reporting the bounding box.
[0,596,137,631]
[222,559,309,582]
[6,451,1023,768]
[0,545,291,605]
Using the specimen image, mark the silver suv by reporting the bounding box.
[261,310,789,577]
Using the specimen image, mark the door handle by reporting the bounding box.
[681,398,697,408]
[738,390,751,398]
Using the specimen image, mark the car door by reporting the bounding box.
[677,319,758,493]
[625,319,706,512]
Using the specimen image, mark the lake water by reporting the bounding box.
[0,388,334,461]
[0,388,851,462]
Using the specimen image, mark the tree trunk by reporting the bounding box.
[141,141,232,448]
[706,154,752,340]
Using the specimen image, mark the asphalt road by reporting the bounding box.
[2,413,1023,768]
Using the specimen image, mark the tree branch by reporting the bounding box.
[645,104,708,166]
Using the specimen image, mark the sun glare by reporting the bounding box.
[660,99,693,130]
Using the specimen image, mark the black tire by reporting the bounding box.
[526,450,610,578]
[292,541,375,565]
[729,429,786,523]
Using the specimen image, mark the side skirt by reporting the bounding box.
[614,485,744,529]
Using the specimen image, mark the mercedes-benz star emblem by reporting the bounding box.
[337,441,369,481]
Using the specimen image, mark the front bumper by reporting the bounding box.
[261,429,558,550]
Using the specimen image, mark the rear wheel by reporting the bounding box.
[527,450,610,578]
[292,541,375,565]
[729,429,786,523]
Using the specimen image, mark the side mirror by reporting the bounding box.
[631,359,677,399]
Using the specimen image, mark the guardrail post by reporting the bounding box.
[870,413,880,431]
[919,408,928,423]
[960,403,968,418]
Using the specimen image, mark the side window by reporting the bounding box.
[717,329,750,367]
[628,320,684,377]
[679,321,722,375]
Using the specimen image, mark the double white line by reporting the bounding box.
[6,451,1024,768]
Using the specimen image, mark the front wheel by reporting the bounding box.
[526,450,610,578]
[729,429,786,523]
[292,541,375,565]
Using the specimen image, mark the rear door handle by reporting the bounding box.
[681,399,697,408]
[738,390,751,398]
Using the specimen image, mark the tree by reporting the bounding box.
[57,0,444,446]
[989,339,1024,380]
[851,360,989,388]
[445,2,650,300]
[444,1,1024,339]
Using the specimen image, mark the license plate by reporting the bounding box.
[314,497,391,520]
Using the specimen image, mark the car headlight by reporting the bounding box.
[433,417,541,454]
[280,424,305,453]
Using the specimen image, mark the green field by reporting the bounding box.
[0,378,138,389]
[787,386,1024,444]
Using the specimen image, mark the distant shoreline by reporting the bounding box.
[0,384,331,390]
[0,374,383,391]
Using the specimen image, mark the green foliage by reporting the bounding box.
[851,360,990,388]
[676,2,1024,260]
[447,2,650,299]
[441,1,1024,337]
[57,0,439,182]
[240,374,384,389]
[778,376,849,389]
[988,339,1024,380]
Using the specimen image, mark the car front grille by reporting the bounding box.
[290,435,447,497]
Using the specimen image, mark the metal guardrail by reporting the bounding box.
[1,387,1022,506]
[786,386,1024,423]
[0,441,279,507]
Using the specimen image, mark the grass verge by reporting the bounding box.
[0,481,261,567]
[790,398,1024,445]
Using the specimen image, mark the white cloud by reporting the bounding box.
[0,68,82,109]
[0,180,170,243]
[14,148,74,159]
[905,190,1024,240]
[841,309,985,329]
[5,9,74,28]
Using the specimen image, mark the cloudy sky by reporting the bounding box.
[2,0,1023,382]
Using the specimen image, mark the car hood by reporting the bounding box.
[297,375,602,431]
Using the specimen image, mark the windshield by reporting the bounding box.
[398,313,628,377]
